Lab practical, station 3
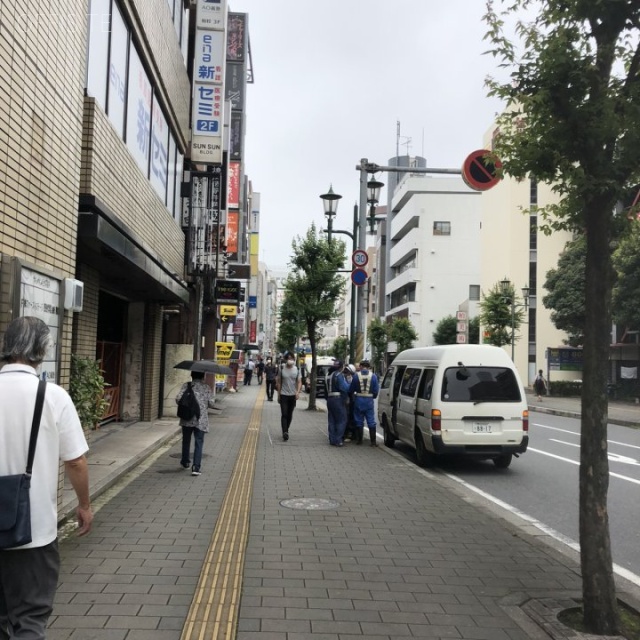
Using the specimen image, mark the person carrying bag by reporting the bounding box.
[0,316,92,639]
[0,379,46,549]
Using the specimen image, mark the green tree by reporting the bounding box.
[275,318,303,356]
[469,316,480,344]
[331,335,349,363]
[542,237,586,346]
[479,283,524,348]
[368,317,389,373]
[281,224,346,410]
[613,221,640,330]
[388,317,417,354]
[433,316,457,345]
[484,2,640,631]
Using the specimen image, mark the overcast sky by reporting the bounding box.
[229,1,506,269]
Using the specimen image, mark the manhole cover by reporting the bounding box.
[280,498,340,510]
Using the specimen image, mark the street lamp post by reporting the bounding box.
[500,278,530,361]
[320,187,357,364]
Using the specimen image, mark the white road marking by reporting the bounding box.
[534,422,640,451]
[443,469,640,588]
[529,446,640,484]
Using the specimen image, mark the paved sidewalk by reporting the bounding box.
[48,385,640,639]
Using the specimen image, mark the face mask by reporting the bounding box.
[286,359,294,367]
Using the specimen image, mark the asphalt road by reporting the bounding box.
[389,412,640,583]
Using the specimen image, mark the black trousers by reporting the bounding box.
[265,379,276,399]
[279,395,297,433]
[0,540,59,640]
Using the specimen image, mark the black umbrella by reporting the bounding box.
[174,360,233,375]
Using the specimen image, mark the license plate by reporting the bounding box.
[473,423,492,433]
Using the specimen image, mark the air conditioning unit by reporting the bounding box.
[63,278,84,312]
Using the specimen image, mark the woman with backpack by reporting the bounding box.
[176,371,215,476]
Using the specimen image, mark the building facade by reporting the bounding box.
[384,174,482,346]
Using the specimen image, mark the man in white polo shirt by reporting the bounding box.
[0,316,93,639]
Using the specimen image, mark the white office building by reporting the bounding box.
[385,174,482,344]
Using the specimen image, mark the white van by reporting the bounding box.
[377,345,528,468]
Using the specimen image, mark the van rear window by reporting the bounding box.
[441,367,521,402]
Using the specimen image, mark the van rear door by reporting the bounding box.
[439,365,525,445]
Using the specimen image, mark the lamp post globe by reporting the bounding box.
[320,185,342,243]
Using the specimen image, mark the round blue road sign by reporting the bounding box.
[351,267,368,286]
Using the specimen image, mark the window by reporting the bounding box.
[441,367,521,402]
[125,45,152,176]
[166,136,176,215]
[174,150,184,223]
[400,368,422,397]
[418,369,435,400]
[86,0,111,109]
[381,368,394,390]
[433,221,451,236]
[150,98,169,202]
[107,2,128,137]
[469,285,480,301]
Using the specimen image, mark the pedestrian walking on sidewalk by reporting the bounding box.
[176,371,215,476]
[276,352,301,441]
[243,358,255,385]
[349,359,380,446]
[256,356,265,385]
[534,369,547,401]
[326,361,350,446]
[264,357,277,401]
[0,316,93,639]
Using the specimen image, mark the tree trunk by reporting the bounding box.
[580,201,619,634]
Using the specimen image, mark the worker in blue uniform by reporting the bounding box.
[326,361,350,446]
[348,359,380,446]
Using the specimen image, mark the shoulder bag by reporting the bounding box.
[0,379,46,549]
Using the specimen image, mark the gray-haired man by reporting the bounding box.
[0,316,93,639]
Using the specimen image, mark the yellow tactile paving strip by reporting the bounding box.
[180,386,264,640]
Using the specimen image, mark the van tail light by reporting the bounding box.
[522,410,529,432]
[431,409,442,432]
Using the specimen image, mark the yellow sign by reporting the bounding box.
[215,341,235,361]
[219,305,237,317]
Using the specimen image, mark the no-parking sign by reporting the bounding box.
[351,268,368,286]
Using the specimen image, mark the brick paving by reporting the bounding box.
[46,385,600,639]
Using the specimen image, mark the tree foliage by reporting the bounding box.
[612,221,640,330]
[388,317,418,354]
[484,1,640,632]
[469,316,480,344]
[368,317,389,373]
[281,224,346,410]
[479,282,524,348]
[331,335,349,363]
[542,236,586,346]
[433,316,457,345]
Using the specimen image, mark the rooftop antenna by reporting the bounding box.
[396,120,412,158]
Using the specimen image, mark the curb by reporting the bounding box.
[529,405,640,428]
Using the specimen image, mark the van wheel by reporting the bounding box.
[415,430,436,468]
[493,454,513,469]
[382,418,395,448]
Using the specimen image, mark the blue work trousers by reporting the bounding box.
[353,398,377,432]
[327,396,347,445]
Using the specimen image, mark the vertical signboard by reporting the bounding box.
[228,161,241,208]
[188,168,224,272]
[191,0,227,164]
[19,267,61,382]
